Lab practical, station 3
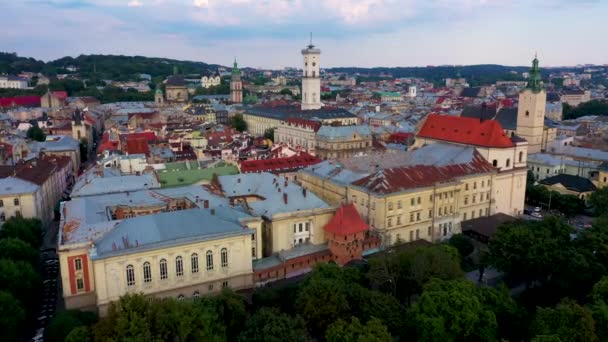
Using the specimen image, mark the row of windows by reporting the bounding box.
[463,208,490,220]
[464,192,491,205]
[126,249,229,287]
[0,198,20,207]
[464,180,491,191]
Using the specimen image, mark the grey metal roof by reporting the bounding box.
[0,177,39,195]
[316,125,372,140]
[92,208,252,259]
[539,174,597,193]
[245,105,357,121]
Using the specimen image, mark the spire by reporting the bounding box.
[232,58,241,76]
[525,54,543,93]
[308,32,314,49]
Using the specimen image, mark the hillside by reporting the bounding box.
[0,52,222,82]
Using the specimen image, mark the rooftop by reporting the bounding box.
[316,125,372,140]
[323,203,368,235]
[539,174,597,193]
[245,104,357,121]
[0,177,39,195]
[240,152,321,174]
[71,168,161,197]
[158,162,238,188]
[417,114,515,149]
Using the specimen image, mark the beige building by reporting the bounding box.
[560,89,591,106]
[274,118,321,155]
[0,177,43,221]
[164,76,188,103]
[315,125,373,160]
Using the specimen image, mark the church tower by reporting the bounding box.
[516,55,546,154]
[301,35,322,110]
[230,59,243,104]
[154,83,164,106]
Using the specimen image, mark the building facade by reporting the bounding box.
[201,71,221,89]
[0,75,28,89]
[274,118,321,154]
[315,125,373,160]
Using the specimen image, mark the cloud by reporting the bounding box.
[128,0,143,7]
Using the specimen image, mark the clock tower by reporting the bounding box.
[301,34,322,110]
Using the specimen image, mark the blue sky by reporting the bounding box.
[2,0,607,69]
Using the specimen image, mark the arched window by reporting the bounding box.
[175,256,184,277]
[519,151,524,163]
[177,294,184,301]
[206,250,214,270]
[506,158,511,167]
[193,291,200,300]
[312,71,316,78]
[126,265,135,286]
[221,248,228,268]
[143,262,152,283]
[159,259,168,280]
[191,253,199,273]
[492,160,498,167]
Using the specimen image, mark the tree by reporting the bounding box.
[325,317,391,342]
[65,326,91,342]
[46,310,97,342]
[0,217,43,249]
[0,291,26,342]
[589,187,608,217]
[80,138,88,163]
[279,88,293,96]
[488,217,576,288]
[238,307,309,342]
[26,125,46,142]
[448,234,474,259]
[230,114,247,132]
[0,259,40,311]
[206,289,248,341]
[264,128,275,142]
[407,279,498,341]
[0,237,39,266]
[532,299,598,342]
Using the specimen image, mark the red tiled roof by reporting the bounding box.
[324,203,368,235]
[417,114,514,148]
[97,132,119,153]
[240,152,321,174]
[52,91,68,101]
[128,112,158,120]
[285,118,322,132]
[124,137,150,156]
[352,150,494,194]
[0,96,41,108]
[121,131,157,143]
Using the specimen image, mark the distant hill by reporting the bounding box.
[0,52,223,82]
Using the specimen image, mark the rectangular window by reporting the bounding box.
[397,216,401,224]
[428,209,432,218]
[409,231,414,241]
[430,195,433,201]
[416,212,421,221]
[485,208,489,216]
[427,226,432,236]
[293,224,296,233]
[471,211,475,219]
[417,197,421,205]
[481,180,485,188]
[473,182,477,190]
[439,208,443,216]
[222,281,229,288]
[463,213,467,220]
[410,213,414,222]
[464,197,468,205]
[416,229,420,239]
[74,258,82,271]
[305,222,310,231]
[472,195,476,203]
[76,278,84,291]
[299,223,303,232]
[160,260,168,280]
[397,200,402,209]
[388,202,393,210]
[480,209,483,217]
[410,198,415,206]
[465,183,469,191]
[388,218,392,227]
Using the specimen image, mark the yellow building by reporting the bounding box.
[299,143,497,244]
[539,174,597,200]
[315,125,373,160]
[0,177,43,221]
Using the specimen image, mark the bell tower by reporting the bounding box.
[516,55,546,154]
[230,58,243,104]
[301,33,322,110]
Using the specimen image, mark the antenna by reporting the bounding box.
[308,32,314,49]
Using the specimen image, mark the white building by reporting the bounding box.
[301,39,323,110]
[0,177,43,222]
[201,71,221,89]
[408,85,417,98]
[0,75,28,89]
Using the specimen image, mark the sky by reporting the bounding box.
[2,0,607,69]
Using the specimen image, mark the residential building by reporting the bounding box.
[0,75,28,89]
[315,125,373,160]
[378,92,403,102]
[560,89,591,106]
[40,90,68,108]
[539,174,597,200]
[528,153,598,181]
[36,135,81,174]
[0,177,42,221]
[201,70,221,89]
[274,118,321,154]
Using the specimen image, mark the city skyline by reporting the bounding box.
[2,0,608,69]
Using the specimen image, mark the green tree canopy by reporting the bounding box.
[263,128,275,142]
[448,234,474,258]
[230,114,247,132]
[0,217,43,249]
[46,310,97,342]
[238,307,308,342]
[589,187,608,217]
[26,125,46,142]
[65,326,91,342]
[408,279,498,341]
[532,299,598,342]
[0,237,39,266]
[325,317,391,342]
[0,291,26,342]
[0,259,40,311]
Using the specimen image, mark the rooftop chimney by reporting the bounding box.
[210,208,215,215]
[283,193,288,204]
[303,188,307,197]
[203,199,209,208]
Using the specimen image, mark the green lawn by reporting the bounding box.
[158,164,238,188]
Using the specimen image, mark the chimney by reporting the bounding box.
[237,178,241,183]
[210,208,215,215]
[283,193,288,204]
[284,180,288,187]
[303,188,307,197]
[203,200,209,208]
[480,102,487,123]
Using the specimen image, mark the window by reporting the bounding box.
[471,211,476,219]
[427,227,432,236]
[0,200,3,207]
[222,281,229,288]
[417,197,421,205]
[175,256,184,277]
[416,229,420,239]
[416,212,421,221]
[160,259,168,280]
[13,198,19,206]
[519,151,524,162]
[14,210,20,217]
[525,110,530,117]
[397,200,402,209]
[410,213,414,222]
[388,202,393,210]
[473,182,477,190]
[221,248,228,268]
[76,278,84,291]
[177,295,185,301]
[191,253,199,273]
[464,197,468,205]
[430,195,433,201]
[126,265,135,286]
[481,180,485,188]
[387,218,392,227]
[409,231,414,241]
[492,160,498,167]
[208,284,214,292]
[193,291,200,299]
[480,209,483,217]
[463,213,467,220]
[299,223,303,232]
[488,179,491,187]
[206,250,214,270]
[439,208,443,216]
[397,216,401,225]
[465,183,469,191]
[410,198,415,206]
[74,258,82,271]
[506,159,511,167]
[473,195,476,203]
[428,209,433,218]
[143,262,152,283]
